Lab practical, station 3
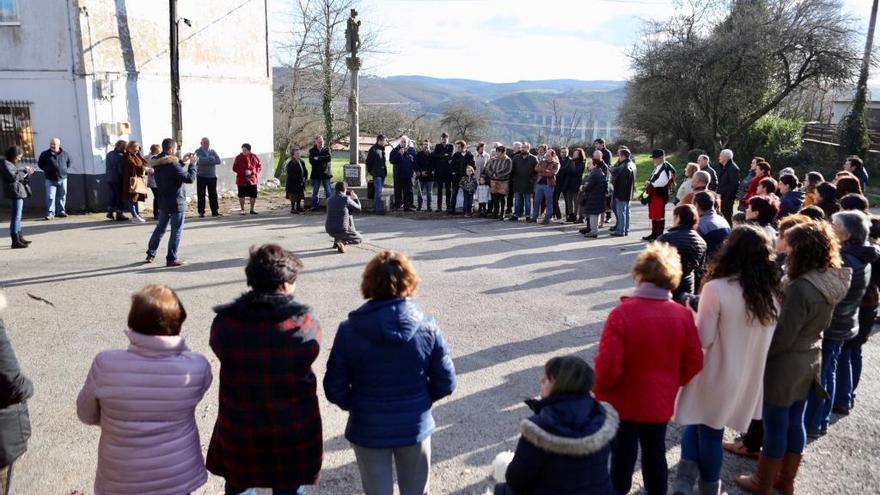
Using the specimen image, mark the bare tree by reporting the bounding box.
[440,105,488,142]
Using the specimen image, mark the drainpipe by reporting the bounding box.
[65,0,91,211]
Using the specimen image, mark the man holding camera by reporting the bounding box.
[145,138,197,267]
[325,181,363,253]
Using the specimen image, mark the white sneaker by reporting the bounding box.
[133,215,146,223]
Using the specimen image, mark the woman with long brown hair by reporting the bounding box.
[672,225,781,495]
[736,221,849,494]
[121,141,148,223]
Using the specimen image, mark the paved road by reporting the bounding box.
[1,205,878,494]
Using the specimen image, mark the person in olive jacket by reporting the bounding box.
[0,293,34,493]
[736,221,850,495]
[804,211,880,438]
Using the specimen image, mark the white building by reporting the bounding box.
[0,0,273,210]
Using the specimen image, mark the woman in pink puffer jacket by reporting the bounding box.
[77,285,213,495]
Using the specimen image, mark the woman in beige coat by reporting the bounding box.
[671,225,782,495]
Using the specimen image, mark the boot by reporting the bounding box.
[11,234,28,249]
[697,480,720,495]
[17,233,32,245]
[642,220,661,241]
[774,452,803,495]
[735,455,783,495]
[672,460,699,495]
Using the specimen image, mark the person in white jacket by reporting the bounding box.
[671,225,781,495]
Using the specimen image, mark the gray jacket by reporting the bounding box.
[325,192,361,236]
[195,148,222,178]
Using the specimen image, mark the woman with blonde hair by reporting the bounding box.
[677,162,699,204]
[121,141,148,223]
[595,243,703,495]
[77,285,212,494]
[325,251,456,495]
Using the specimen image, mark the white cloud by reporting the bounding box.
[270,0,879,84]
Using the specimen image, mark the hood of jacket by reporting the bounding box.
[347,298,427,344]
[783,190,805,203]
[842,242,880,266]
[801,267,852,305]
[149,154,180,168]
[520,395,619,456]
[213,291,310,322]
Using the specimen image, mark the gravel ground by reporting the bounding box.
[1,201,878,495]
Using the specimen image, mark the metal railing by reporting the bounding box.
[0,100,37,162]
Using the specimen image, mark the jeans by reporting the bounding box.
[129,201,140,217]
[196,176,219,215]
[373,177,385,211]
[352,437,431,495]
[680,424,724,482]
[9,198,23,235]
[463,191,474,214]
[417,180,433,210]
[514,192,532,218]
[805,338,844,433]
[614,199,631,234]
[225,484,303,495]
[106,181,122,212]
[146,210,185,262]
[836,306,877,409]
[532,184,554,221]
[611,421,668,495]
[763,400,807,458]
[311,178,332,209]
[45,178,67,216]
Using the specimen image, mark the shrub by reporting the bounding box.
[736,114,803,166]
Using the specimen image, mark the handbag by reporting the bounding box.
[131,176,148,195]
[639,191,650,205]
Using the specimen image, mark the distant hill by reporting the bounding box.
[273,68,627,143]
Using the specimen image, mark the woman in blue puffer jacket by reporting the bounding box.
[324,250,456,495]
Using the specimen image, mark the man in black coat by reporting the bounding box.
[414,140,434,211]
[716,149,740,224]
[610,148,636,237]
[308,135,333,211]
[145,138,197,267]
[432,132,454,212]
[37,137,72,220]
[0,293,33,491]
[365,135,387,214]
[697,154,719,193]
[449,140,475,214]
[105,139,128,221]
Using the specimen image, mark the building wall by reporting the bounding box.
[0,0,273,211]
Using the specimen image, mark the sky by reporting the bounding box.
[269,0,878,84]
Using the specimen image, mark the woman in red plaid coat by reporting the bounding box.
[206,244,322,495]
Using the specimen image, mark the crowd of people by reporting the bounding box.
[1,130,878,494]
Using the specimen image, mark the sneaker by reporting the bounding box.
[57,212,68,218]
[144,255,155,264]
[250,210,259,215]
[212,213,224,217]
[610,231,625,237]
[166,259,186,267]
[240,211,247,216]
[106,211,115,220]
[44,214,54,221]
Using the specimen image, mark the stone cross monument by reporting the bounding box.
[344,9,365,187]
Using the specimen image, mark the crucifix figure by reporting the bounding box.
[345,9,361,57]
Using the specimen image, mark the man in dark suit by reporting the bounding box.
[716,149,739,224]
[432,132,454,212]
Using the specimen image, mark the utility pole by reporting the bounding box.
[170,0,183,152]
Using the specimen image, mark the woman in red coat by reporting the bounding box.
[233,143,262,215]
[594,242,703,495]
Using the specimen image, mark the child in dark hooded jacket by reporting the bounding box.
[494,356,618,495]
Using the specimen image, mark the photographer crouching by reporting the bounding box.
[325,181,363,253]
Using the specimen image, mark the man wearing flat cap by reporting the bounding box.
[643,149,676,241]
